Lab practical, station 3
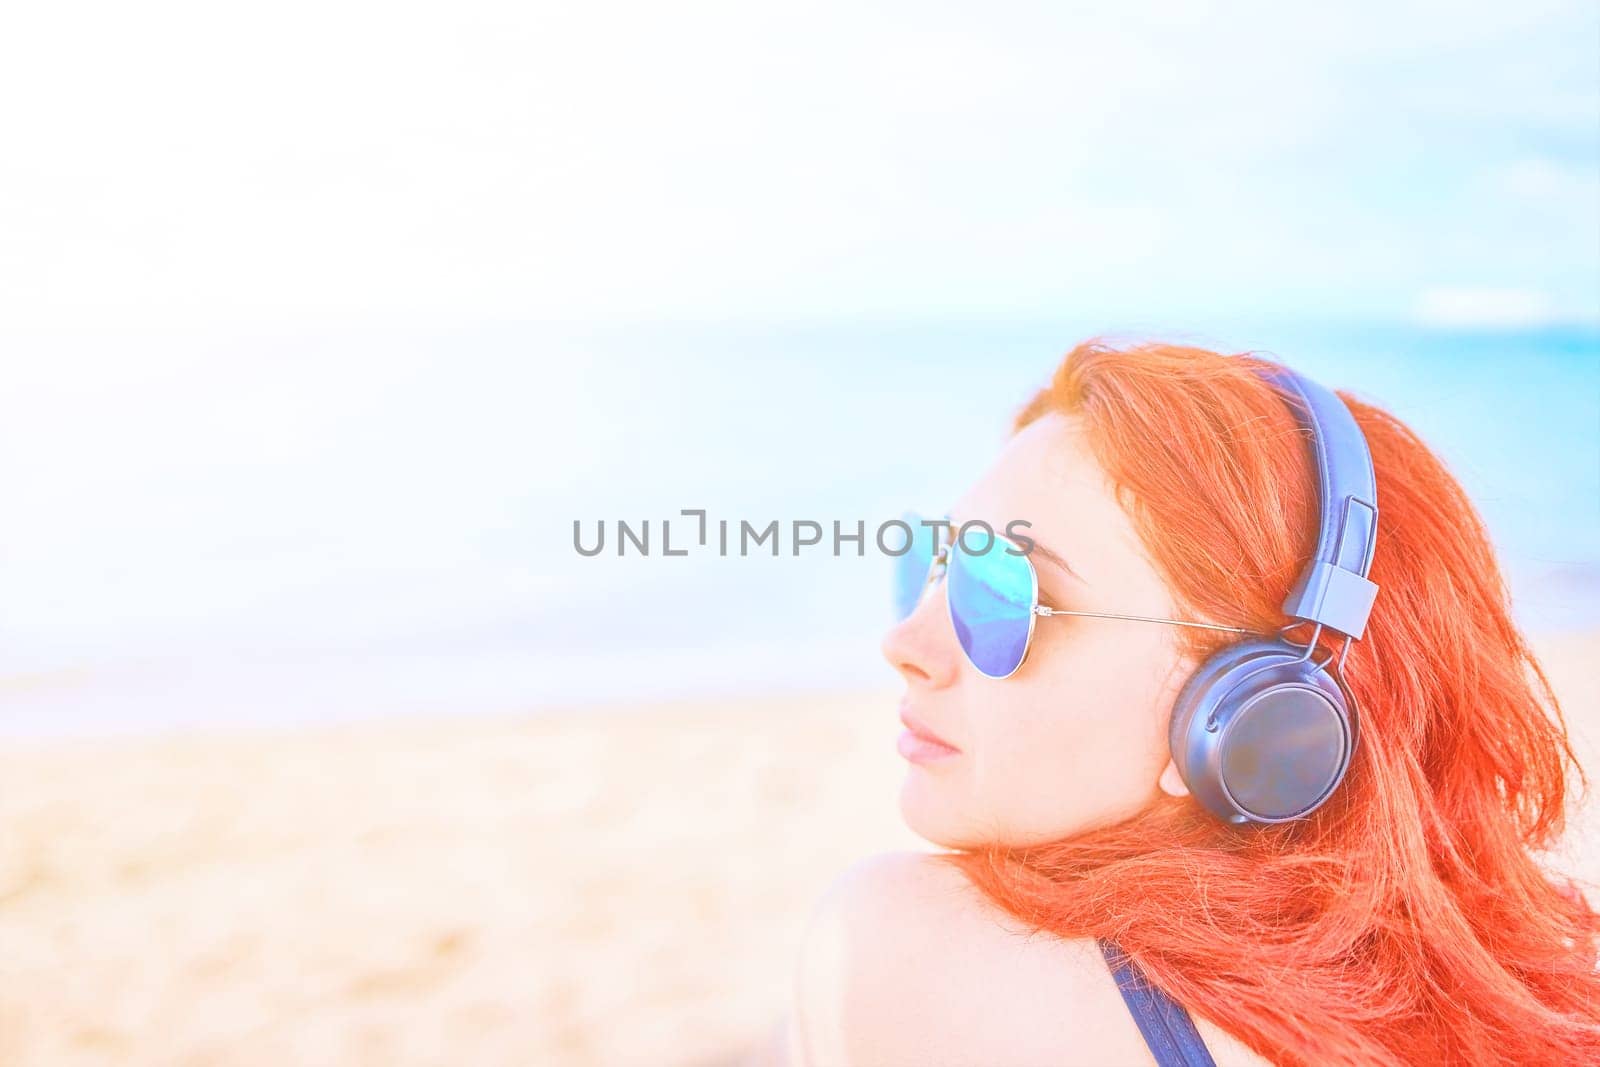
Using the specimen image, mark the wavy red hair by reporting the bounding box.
[934,340,1600,1065]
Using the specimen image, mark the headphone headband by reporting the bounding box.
[1256,364,1380,640]
[1168,359,1380,825]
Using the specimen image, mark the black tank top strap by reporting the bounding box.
[1095,937,1219,1067]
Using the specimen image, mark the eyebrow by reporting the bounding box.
[946,512,1090,587]
[1028,537,1091,587]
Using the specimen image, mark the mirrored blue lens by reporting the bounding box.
[946,534,1036,678]
[891,512,938,620]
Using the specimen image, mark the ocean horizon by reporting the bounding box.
[2,318,1596,740]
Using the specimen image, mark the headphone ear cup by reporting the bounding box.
[1168,639,1287,789]
[1170,638,1355,825]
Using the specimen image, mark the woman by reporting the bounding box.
[773,341,1600,1065]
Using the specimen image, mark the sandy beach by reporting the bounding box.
[3,629,1598,1066]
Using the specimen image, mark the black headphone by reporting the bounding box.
[1168,363,1380,825]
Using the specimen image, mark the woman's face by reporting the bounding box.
[882,411,1197,849]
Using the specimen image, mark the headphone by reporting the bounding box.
[1168,362,1380,826]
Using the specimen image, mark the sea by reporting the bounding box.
[1,318,1596,739]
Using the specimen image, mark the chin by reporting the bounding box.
[897,773,979,850]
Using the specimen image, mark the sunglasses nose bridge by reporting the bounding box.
[914,548,949,613]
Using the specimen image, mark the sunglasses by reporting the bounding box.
[892,512,1258,679]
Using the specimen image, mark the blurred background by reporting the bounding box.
[1,2,1596,1065]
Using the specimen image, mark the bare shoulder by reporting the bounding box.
[785,850,1277,1067]
[787,850,1140,1066]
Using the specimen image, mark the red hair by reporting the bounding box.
[935,340,1600,1065]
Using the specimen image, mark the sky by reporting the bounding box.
[0,3,1596,735]
[0,1,1596,333]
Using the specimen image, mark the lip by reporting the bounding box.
[898,704,961,762]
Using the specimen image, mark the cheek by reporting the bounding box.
[995,628,1178,786]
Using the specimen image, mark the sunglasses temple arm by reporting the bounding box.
[1034,606,1257,635]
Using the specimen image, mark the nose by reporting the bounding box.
[880,580,961,688]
